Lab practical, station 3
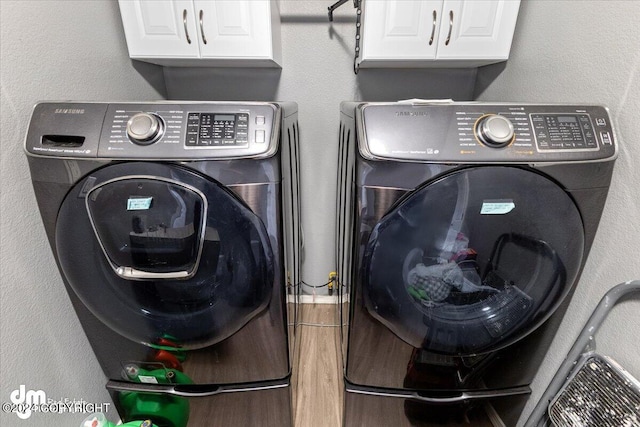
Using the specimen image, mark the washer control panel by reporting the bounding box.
[359,103,616,163]
[24,102,279,159]
[186,112,249,147]
[530,114,598,150]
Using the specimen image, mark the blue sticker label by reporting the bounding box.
[127,197,153,210]
[481,200,515,215]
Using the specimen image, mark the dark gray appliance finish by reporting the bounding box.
[336,101,617,426]
[25,101,301,426]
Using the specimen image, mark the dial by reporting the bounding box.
[476,114,515,148]
[126,113,164,145]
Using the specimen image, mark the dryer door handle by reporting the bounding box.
[115,266,191,280]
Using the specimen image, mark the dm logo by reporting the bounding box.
[10,385,46,419]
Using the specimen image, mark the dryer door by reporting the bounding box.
[362,166,584,355]
[55,162,274,350]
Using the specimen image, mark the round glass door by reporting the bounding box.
[56,162,274,350]
[363,166,585,355]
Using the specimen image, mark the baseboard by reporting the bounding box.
[287,294,347,304]
[299,295,338,304]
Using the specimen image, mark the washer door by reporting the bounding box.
[362,166,585,356]
[56,162,274,349]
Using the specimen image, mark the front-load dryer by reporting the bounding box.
[25,101,301,427]
[336,101,617,426]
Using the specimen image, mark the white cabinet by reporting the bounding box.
[118,0,282,67]
[359,0,520,68]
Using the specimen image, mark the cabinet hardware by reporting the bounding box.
[429,10,437,46]
[445,10,453,46]
[183,9,191,44]
[199,9,207,44]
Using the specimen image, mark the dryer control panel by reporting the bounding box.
[24,102,280,159]
[358,103,617,163]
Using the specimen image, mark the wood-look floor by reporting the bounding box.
[291,305,495,427]
[293,303,343,427]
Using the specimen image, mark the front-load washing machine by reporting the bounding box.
[25,101,301,426]
[336,101,617,426]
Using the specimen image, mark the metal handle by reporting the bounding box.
[199,9,207,44]
[429,10,437,46]
[411,386,530,404]
[115,266,191,280]
[183,9,191,44]
[346,381,530,404]
[445,10,453,46]
[106,379,288,397]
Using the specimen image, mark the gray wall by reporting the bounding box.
[1,1,639,426]
[475,1,640,423]
[0,2,163,426]
[163,1,478,293]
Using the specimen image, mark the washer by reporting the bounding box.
[336,101,617,426]
[25,101,301,426]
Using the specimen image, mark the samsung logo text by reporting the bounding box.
[54,108,85,114]
[395,111,429,117]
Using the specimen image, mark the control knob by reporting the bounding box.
[126,112,164,145]
[476,114,515,148]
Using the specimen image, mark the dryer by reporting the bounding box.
[336,101,617,426]
[25,101,301,426]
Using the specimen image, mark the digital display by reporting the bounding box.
[558,116,577,123]
[214,114,235,122]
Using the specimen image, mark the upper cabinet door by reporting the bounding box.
[118,0,200,58]
[195,0,277,61]
[361,0,444,64]
[436,0,520,60]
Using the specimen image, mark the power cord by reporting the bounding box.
[300,279,334,290]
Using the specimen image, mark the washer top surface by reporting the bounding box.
[24,101,281,160]
[357,102,617,164]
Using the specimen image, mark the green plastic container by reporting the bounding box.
[80,413,156,427]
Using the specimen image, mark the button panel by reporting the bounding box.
[186,113,249,147]
[531,114,598,150]
[360,103,615,163]
[600,131,612,145]
[93,103,277,159]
